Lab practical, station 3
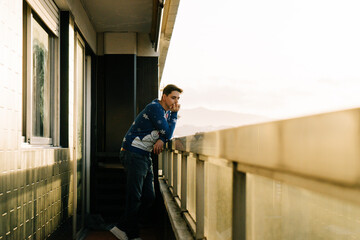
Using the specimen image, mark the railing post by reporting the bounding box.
[232,163,246,240]
[173,152,178,197]
[159,151,165,177]
[196,154,205,239]
[168,150,172,187]
[181,152,188,212]
[163,149,168,181]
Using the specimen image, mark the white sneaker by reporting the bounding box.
[109,226,128,240]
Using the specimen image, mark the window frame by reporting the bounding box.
[23,4,59,146]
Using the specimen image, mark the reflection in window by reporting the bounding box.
[32,19,50,137]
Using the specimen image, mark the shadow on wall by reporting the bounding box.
[0,149,72,239]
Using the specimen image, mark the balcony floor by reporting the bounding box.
[84,226,159,240]
[83,201,175,240]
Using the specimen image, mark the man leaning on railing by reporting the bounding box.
[109,84,183,240]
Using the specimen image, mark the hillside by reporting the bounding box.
[174,107,271,137]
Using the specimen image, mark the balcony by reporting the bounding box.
[1,0,360,239]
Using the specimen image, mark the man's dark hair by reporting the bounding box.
[163,84,183,95]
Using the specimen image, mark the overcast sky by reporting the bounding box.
[161,0,360,120]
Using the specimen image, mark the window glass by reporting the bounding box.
[32,18,51,137]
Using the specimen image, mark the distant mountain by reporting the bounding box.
[174,107,271,137]
[173,124,231,137]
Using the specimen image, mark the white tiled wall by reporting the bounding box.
[0,0,22,151]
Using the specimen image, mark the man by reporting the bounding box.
[110,84,182,240]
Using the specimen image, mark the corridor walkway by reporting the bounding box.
[84,227,160,240]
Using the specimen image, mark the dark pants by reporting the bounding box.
[118,150,155,238]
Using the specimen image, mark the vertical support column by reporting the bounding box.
[59,11,69,148]
[164,149,167,178]
[133,55,137,119]
[160,151,164,177]
[173,152,178,196]
[196,155,205,239]
[163,149,168,181]
[168,150,172,187]
[181,152,188,212]
[85,56,92,214]
[232,163,246,240]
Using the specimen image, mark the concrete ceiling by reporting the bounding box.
[80,0,153,33]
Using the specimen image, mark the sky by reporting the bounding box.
[161,0,360,120]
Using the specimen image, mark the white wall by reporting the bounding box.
[138,33,159,57]
[0,0,23,151]
[103,32,159,56]
[104,32,137,54]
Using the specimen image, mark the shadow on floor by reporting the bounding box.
[84,194,176,240]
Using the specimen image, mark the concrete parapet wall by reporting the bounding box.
[163,108,360,240]
[172,108,360,188]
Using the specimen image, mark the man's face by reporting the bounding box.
[162,91,180,110]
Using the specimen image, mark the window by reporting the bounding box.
[32,19,51,138]
[23,4,58,145]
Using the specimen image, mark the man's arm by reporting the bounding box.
[147,104,178,142]
[153,139,164,154]
[150,102,181,154]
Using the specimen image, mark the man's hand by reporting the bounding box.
[170,103,181,112]
[153,139,164,154]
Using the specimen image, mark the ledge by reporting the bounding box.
[159,178,194,240]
